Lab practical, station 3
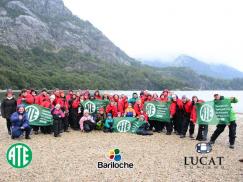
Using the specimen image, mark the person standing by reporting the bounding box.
[209,94,238,149]
[180,95,193,138]
[1,89,17,135]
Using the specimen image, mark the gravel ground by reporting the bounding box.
[0,116,242,182]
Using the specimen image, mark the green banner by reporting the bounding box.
[112,117,146,133]
[196,99,231,125]
[25,104,53,126]
[144,101,171,122]
[81,100,109,114]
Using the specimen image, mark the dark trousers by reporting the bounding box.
[210,121,237,145]
[69,109,79,129]
[154,122,165,131]
[40,126,52,134]
[53,119,62,136]
[32,126,39,132]
[83,120,96,132]
[166,119,173,133]
[6,118,11,133]
[148,119,155,130]
[181,115,195,136]
[172,115,182,134]
[62,115,69,131]
[196,125,208,140]
[103,126,113,133]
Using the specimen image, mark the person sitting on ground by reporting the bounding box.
[103,113,114,133]
[79,109,96,132]
[10,104,31,139]
[51,104,65,137]
[124,103,136,117]
[136,115,153,136]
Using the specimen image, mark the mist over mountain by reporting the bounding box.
[142,55,243,79]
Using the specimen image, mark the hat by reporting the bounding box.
[84,109,89,114]
[50,95,55,100]
[55,104,61,109]
[182,95,187,99]
[41,88,48,92]
[163,89,169,93]
[107,113,112,117]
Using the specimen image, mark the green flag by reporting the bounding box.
[25,104,53,126]
[112,117,146,133]
[81,100,109,114]
[196,99,231,125]
[144,101,171,122]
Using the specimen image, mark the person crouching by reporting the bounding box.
[10,104,31,139]
[103,113,114,133]
[79,110,96,132]
[51,104,65,137]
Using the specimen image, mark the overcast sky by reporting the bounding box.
[64,0,243,71]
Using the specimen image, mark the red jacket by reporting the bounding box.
[94,95,102,100]
[70,99,80,109]
[190,100,204,123]
[66,94,72,103]
[117,98,128,115]
[17,94,34,105]
[182,100,192,114]
[170,99,183,117]
[106,104,118,117]
[134,102,144,116]
[59,97,69,111]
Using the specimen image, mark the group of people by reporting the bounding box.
[0,88,238,149]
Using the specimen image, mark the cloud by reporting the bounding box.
[64,0,243,71]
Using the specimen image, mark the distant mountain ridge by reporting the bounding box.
[142,55,243,79]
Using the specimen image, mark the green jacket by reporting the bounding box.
[229,97,238,122]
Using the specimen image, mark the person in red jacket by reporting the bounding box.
[180,95,193,138]
[68,94,80,130]
[66,90,73,103]
[190,96,207,141]
[106,100,118,117]
[94,90,102,100]
[17,89,35,105]
[169,94,183,135]
[152,93,160,101]
[30,89,38,104]
[134,99,144,117]
[60,90,70,132]
[117,96,128,117]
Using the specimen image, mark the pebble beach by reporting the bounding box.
[0,116,242,182]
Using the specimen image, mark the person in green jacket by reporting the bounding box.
[209,94,238,149]
[128,92,138,106]
[103,113,114,133]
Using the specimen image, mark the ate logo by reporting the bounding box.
[25,105,40,122]
[146,103,156,117]
[84,101,96,114]
[200,104,214,122]
[6,143,32,168]
[117,120,131,132]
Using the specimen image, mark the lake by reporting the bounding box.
[0,90,242,113]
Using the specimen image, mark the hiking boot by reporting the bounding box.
[239,159,243,162]
[229,145,234,149]
[34,131,38,135]
[166,132,171,135]
[25,136,31,139]
[180,135,186,138]
[8,131,11,135]
[189,134,194,139]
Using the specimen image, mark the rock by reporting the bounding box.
[0,0,135,65]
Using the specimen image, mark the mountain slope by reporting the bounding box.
[142,55,243,79]
[0,0,136,65]
[0,0,243,90]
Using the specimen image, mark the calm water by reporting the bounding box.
[0,90,242,113]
